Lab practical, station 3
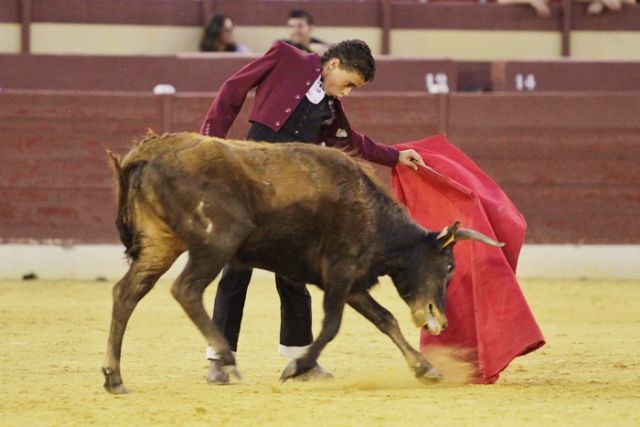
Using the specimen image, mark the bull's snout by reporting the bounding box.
[411,303,447,335]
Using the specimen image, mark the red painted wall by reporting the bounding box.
[1,90,639,244]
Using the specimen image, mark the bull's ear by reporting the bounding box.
[436,221,460,249]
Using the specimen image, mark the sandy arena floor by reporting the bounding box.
[1,275,639,426]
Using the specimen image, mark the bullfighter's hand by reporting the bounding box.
[398,149,426,171]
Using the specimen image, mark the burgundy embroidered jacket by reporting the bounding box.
[200,41,399,167]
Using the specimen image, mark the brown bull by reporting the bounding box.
[102,132,502,394]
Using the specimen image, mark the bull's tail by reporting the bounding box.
[107,150,143,261]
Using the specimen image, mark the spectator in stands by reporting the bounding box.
[200,39,425,385]
[497,0,634,17]
[584,0,635,15]
[200,14,250,53]
[497,0,553,17]
[283,9,329,54]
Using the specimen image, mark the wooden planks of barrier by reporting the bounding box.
[0,91,162,242]
[491,60,640,92]
[448,93,640,243]
[1,90,638,244]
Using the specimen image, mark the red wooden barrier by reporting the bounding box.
[491,61,640,92]
[0,91,162,242]
[448,93,640,243]
[1,90,639,244]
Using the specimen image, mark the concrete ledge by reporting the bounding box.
[0,244,272,282]
[517,244,640,280]
[1,244,639,281]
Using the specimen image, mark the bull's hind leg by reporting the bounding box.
[347,291,442,384]
[170,248,241,383]
[102,242,182,394]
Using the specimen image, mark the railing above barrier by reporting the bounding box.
[1,54,639,93]
[0,53,459,93]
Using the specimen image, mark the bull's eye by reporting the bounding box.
[447,264,454,272]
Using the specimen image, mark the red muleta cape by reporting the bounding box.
[391,134,545,384]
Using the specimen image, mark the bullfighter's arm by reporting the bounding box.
[353,132,426,170]
[200,42,281,138]
[349,131,400,167]
[327,130,425,169]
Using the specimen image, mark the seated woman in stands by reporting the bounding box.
[200,14,251,53]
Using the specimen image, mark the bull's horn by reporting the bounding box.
[456,229,505,247]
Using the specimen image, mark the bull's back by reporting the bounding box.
[144,134,362,212]
[126,131,365,220]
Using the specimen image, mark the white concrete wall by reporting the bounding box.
[24,24,381,56]
[0,23,21,53]
[1,244,639,281]
[390,30,562,60]
[8,23,640,60]
[30,23,203,55]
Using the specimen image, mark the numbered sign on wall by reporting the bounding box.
[426,73,449,94]
[515,74,537,91]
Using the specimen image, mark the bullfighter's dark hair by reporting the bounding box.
[289,9,314,25]
[321,39,376,83]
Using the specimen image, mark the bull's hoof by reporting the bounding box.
[106,383,129,394]
[102,367,128,394]
[416,367,443,384]
[279,360,298,382]
[292,364,334,382]
[206,359,230,385]
[206,359,241,385]
[279,359,327,383]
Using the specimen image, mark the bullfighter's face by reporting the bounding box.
[321,58,366,98]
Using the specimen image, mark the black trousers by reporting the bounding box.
[211,265,313,353]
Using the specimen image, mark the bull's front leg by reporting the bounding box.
[279,283,350,382]
[347,291,442,384]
